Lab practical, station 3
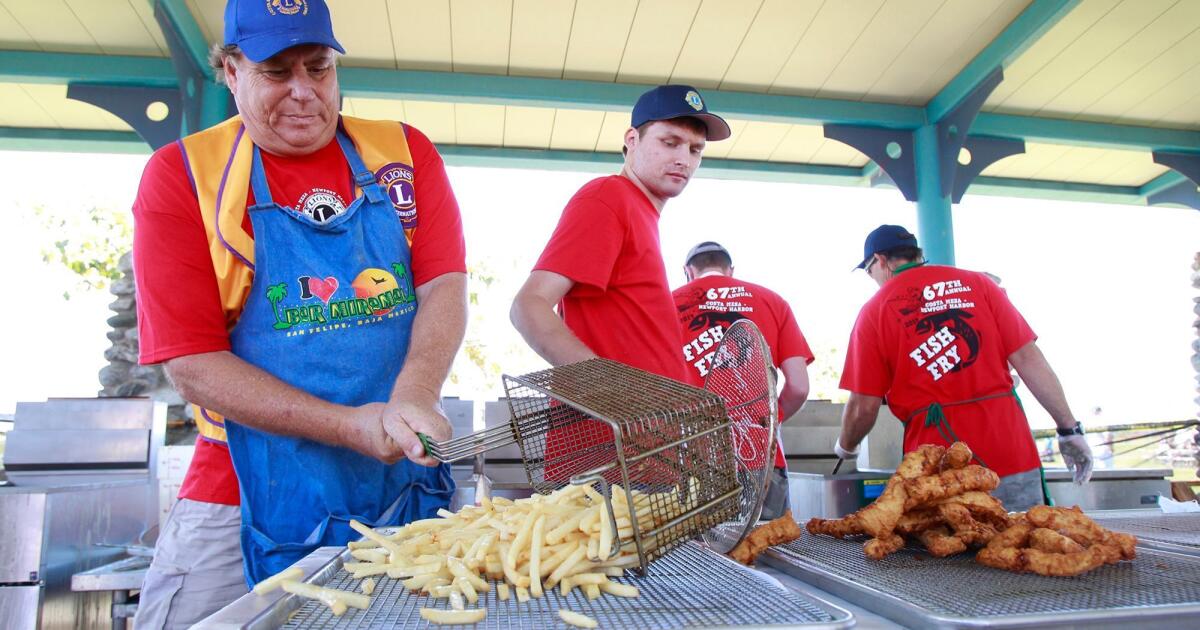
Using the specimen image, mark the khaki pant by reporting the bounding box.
[135,499,247,630]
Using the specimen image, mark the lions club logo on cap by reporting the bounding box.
[685,90,703,111]
[267,0,308,16]
[374,163,418,230]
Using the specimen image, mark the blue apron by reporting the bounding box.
[225,130,454,585]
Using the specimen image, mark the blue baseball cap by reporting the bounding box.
[856,224,919,269]
[224,0,345,63]
[631,85,731,141]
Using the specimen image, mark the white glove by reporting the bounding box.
[834,439,859,461]
[1059,434,1094,484]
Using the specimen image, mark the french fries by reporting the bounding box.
[252,566,303,595]
[281,482,677,624]
[419,608,486,625]
[559,609,599,628]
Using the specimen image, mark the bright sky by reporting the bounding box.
[2,149,1197,430]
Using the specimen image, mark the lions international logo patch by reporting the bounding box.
[267,0,307,16]
[685,90,703,111]
[374,162,418,230]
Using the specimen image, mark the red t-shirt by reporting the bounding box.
[133,124,466,505]
[534,175,689,382]
[840,265,1040,477]
[673,275,814,469]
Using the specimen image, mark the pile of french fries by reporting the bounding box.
[259,481,703,626]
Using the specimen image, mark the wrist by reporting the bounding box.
[1056,421,1084,437]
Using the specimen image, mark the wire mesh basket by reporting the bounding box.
[423,323,777,572]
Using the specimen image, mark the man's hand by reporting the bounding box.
[383,386,451,467]
[1058,434,1094,484]
[340,402,408,464]
[834,439,859,461]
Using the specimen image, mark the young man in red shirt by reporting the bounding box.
[673,241,814,518]
[836,225,1093,511]
[510,85,730,380]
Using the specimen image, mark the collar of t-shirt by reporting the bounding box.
[893,261,926,275]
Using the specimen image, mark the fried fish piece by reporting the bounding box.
[932,491,1012,530]
[863,534,906,560]
[917,526,969,557]
[936,503,997,546]
[939,441,973,471]
[1023,546,1110,577]
[729,510,803,566]
[1028,527,1084,554]
[806,515,863,539]
[895,508,943,536]
[902,465,1000,510]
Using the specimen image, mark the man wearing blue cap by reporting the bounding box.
[133,1,466,626]
[836,225,1093,512]
[512,84,730,379]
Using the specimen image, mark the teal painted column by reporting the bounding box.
[913,124,955,265]
[199,80,230,129]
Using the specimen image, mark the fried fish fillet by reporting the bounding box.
[729,510,803,566]
[931,491,1012,530]
[916,526,968,557]
[939,441,973,471]
[1028,527,1084,554]
[902,465,1000,510]
[807,445,946,541]
[936,503,997,546]
[864,534,906,560]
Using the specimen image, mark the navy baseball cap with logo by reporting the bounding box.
[224,0,345,63]
[856,224,919,269]
[685,241,732,266]
[631,85,731,141]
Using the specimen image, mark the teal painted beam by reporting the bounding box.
[154,0,214,81]
[337,68,925,128]
[973,113,1200,152]
[0,50,176,88]
[1139,171,1189,198]
[927,0,1079,123]
[969,176,1144,205]
[0,127,149,154]
[437,145,864,186]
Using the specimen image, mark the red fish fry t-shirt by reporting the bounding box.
[133,124,466,506]
[673,275,815,469]
[840,265,1040,478]
[534,175,689,383]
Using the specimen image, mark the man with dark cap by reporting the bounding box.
[673,241,814,518]
[511,85,730,379]
[836,225,1093,512]
[133,1,466,625]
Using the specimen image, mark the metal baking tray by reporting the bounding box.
[204,540,853,629]
[762,535,1200,629]
[1091,513,1200,556]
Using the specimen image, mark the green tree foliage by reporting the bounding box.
[33,205,131,300]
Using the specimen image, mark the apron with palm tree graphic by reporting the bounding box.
[225,130,453,585]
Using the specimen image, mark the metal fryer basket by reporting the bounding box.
[1092,513,1200,556]
[502,359,743,570]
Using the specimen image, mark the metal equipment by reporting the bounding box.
[762,534,1200,629]
[1093,510,1200,556]
[1044,467,1171,510]
[785,470,893,523]
[420,321,777,572]
[0,397,165,630]
[195,541,853,629]
[421,358,753,572]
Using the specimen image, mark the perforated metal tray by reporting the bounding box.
[763,535,1200,629]
[1092,513,1200,556]
[213,541,853,629]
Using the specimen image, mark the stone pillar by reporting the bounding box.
[98,252,191,441]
